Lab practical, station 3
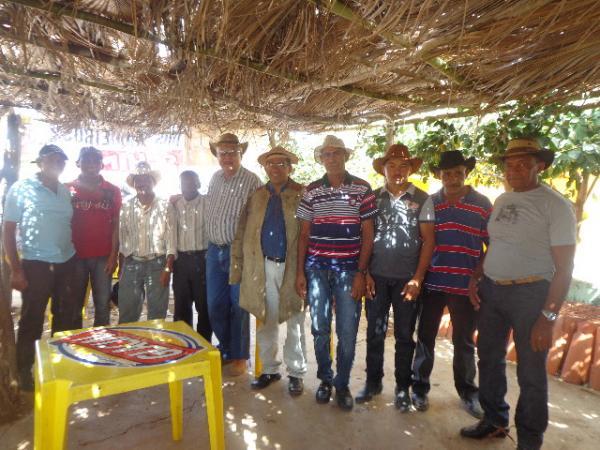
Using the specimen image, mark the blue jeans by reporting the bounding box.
[74,255,112,327]
[477,277,550,450]
[118,256,169,324]
[306,269,362,390]
[206,243,249,360]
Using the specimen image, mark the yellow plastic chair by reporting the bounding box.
[34,320,224,450]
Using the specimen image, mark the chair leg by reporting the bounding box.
[204,351,225,450]
[169,380,184,441]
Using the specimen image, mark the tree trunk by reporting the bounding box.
[0,111,21,423]
[574,172,590,241]
[385,120,395,147]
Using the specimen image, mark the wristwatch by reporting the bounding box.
[163,267,172,273]
[541,309,558,322]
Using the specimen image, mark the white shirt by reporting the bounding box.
[172,194,207,251]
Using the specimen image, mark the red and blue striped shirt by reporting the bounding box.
[424,187,493,296]
[296,172,378,272]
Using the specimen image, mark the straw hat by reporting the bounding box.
[496,138,555,169]
[313,135,353,163]
[430,150,476,173]
[372,144,423,175]
[209,133,248,157]
[257,146,299,166]
[125,161,161,187]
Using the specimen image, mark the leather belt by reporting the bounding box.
[131,254,161,262]
[210,242,229,249]
[489,275,544,286]
[265,255,285,263]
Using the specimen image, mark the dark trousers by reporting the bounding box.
[364,275,418,389]
[173,250,212,341]
[412,290,478,399]
[478,277,550,450]
[17,257,78,378]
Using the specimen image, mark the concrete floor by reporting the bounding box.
[1,307,599,450]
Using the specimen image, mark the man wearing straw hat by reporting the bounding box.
[205,133,262,377]
[3,144,78,391]
[412,150,492,418]
[296,135,377,410]
[230,146,307,395]
[355,144,435,411]
[118,161,176,324]
[461,138,576,450]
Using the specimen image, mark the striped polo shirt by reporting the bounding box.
[205,166,262,245]
[424,187,493,296]
[296,172,378,272]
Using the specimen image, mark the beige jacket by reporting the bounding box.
[230,179,304,323]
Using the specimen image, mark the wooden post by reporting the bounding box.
[0,110,22,422]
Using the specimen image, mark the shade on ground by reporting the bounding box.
[2,315,599,450]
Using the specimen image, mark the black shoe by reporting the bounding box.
[411,392,429,412]
[316,381,333,404]
[461,396,484,419]
[355,382,383,404]
[460,420,508,439]
[288,377,304,396]
[250,373,281,390]
[335,387,354,411]
[394,388,412,412]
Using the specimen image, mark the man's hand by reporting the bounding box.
[295,273,307,299]
[468,277,481,311]
[159,270,171,288]
[104,253,118,275]
[11,267,28,292]
[530,315,555,352]
[365,273,376,299]
[351,273,366,301]
[401,278,421,302]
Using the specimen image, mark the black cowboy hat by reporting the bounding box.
[430,150,476,173]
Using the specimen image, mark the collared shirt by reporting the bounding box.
[261,182,287,260]
[66,176,122,258]
[370,183,433,279]
[484,184,576,281]
[171,193,207,252]
[119,196,176,258]
[3,175,75,263]
[296,171,378,272]
[205,166,262,245]
[423,187,493,296]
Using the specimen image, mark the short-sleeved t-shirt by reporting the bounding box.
[67,177,122,258]
[369,183,433,279]
[296,172,378,272]
[424,187,493,296]
[484,184,576,281]
[3,175,75,263]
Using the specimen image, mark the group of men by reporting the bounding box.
[3,132,576,450]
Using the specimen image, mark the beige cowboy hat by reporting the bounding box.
[496,138,555,169]
[257,145,299,166]
[209,133,249,157]
[126,161,161,187]
[372,144,423,175]
[313,135,353,163]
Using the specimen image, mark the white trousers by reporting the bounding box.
[257,259,307,378]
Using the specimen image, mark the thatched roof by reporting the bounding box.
[1,0,599,137]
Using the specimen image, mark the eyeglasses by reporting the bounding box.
[265,161,289,169]
[217,149,241,157]
[320,149,345,159]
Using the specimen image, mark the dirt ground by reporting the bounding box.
[1,305,599,450]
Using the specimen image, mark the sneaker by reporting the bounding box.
[411,392,429,412]
[461,396,484,419]
[335,387,354,411]
[315,381,332,404]
[288,377,304,396]
[394,388,412,412]
[355,382,383,404]
[250,373,281,390]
